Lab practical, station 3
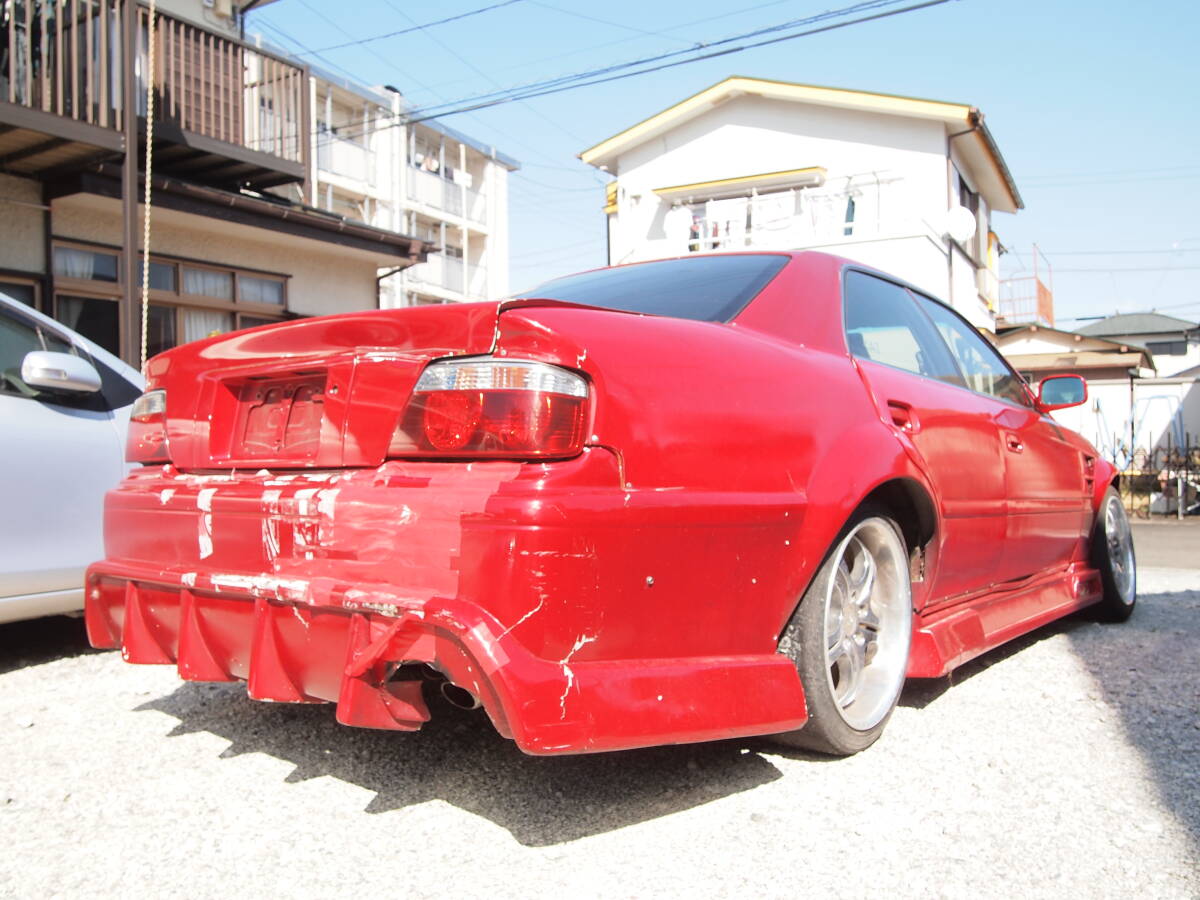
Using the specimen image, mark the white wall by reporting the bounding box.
[0,175,46,275]
[606,95,1002,322]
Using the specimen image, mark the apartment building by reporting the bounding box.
[288,70,516,309]
[581,76,1024,330]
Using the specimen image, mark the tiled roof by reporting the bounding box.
[1076,312,1198,337]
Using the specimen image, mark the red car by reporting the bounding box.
[85,252,1136,756]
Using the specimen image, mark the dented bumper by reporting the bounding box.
[87,450,809,754]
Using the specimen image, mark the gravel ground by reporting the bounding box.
[1,568,1197,899]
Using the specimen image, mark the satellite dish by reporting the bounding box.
[944,205,977,243]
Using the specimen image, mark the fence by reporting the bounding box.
[1109,437,1200,518]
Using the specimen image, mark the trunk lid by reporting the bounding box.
[150,302,502,470]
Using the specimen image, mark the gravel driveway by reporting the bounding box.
[2,567,1196,899]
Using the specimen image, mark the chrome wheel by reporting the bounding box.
[1103,493,1135,606]
[821,517,912,732]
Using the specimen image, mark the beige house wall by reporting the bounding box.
[0,175,47,274]
[51,194,383,317]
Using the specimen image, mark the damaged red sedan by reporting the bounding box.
[86,252,1136,756]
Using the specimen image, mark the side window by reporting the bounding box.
[843,271,964,386]
[0,310,45,397]
[915,295,1032,407]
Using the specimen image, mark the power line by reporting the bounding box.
[1045,248,1200,256]
[527,1,701,46]
[398,0,928,119]
[299,0,527,55]
[324,0,950,141]
[1052,266,1200,273]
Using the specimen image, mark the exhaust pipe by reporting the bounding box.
[440,681,481,710]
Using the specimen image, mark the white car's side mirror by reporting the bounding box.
[21,350,102,394]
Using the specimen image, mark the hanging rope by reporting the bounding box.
[139,0,158,372]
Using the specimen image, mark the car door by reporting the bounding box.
[843,270,1007,604]
[0,304,127,605]
[914,295,1089,579]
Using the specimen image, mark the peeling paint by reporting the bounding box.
[558,633,598,718]
[196,488,216,559]
[158,488,175,505]
[497,596,545,640]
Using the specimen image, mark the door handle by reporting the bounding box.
[887,400,919,433]
[1005,433,1024,453]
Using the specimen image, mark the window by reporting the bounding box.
[51,241,289,360]
[53,246,119,283]
[915,295,1032,407]
[956,172,981,260]
[0,279,39,308]
[843,271,963,385]
[239,275,285,305]
[56,296,120,357]
[182,267,234,300]
[138,260,178,292]
[518,254,789,323]
[1146,339,1188,356]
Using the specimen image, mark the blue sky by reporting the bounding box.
[247,0,1200,325]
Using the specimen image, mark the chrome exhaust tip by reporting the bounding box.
[439,682,481,710]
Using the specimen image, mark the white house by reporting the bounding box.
[580,76,1024,329]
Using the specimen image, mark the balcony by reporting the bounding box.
[0,1,305,189]
[316,133,373,185]
[405,251,488,298]
[407,166,486,225]
[998,246,1054,327]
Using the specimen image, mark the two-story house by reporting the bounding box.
[580,76,1023,329]
[1076,312,1200,378]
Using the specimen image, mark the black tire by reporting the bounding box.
[1091,486,1137,622]
[771,505,913,756]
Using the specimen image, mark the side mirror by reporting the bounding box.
[21,350,102,394]
[1037,374,1087,412]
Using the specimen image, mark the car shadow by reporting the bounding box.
[1065,587,1200,847]
[0,615,102,676]
[136,684,783,846]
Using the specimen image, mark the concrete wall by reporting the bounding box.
[52,194,383,317]
[0,175,46,275]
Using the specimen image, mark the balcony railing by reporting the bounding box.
[1,0,129,129]
[405,252,489,298]
[316,133,373,183]
[0,1,303,162]
[148,8,304,163]
[407,166,487,224]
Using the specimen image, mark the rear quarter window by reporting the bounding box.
[516,254,789,323]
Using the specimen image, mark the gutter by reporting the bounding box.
[968,109,1024,211]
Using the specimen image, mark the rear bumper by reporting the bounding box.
[87,452,809,754]
[85,563,805,754]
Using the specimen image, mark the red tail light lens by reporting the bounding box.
[125,389,171,463]
[389,359,589,459]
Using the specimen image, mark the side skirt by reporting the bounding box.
[906,564,1103,678]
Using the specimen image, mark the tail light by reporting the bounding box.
[388,358,589,459]
[125,389,171,463]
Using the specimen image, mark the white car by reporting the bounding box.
[0,291,144,624]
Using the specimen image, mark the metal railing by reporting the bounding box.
[0,1,304,160]
[1112,438,1200,518]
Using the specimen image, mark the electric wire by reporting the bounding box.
[300,0,527,55]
